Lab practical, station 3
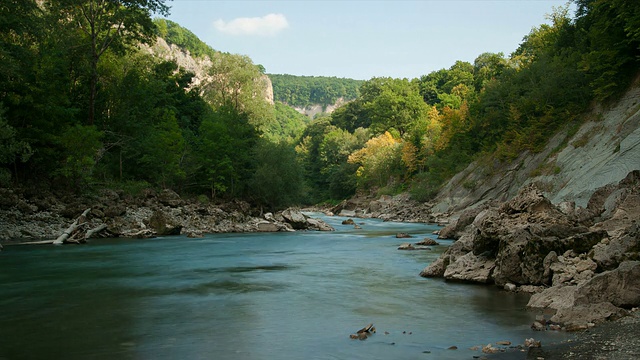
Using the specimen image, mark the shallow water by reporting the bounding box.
[0,214,570,359]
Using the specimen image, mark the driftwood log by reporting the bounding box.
[53,208,91,245]
[85,223,108,240]
[350,323,376,340]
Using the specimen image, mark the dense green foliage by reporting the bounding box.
[269,74,364,109]
[0,1,306,209]
[295,2,640,202]
[154,18,216,59]
[1,1,637,210]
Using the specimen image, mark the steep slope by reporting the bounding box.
[144,37,274,104]
[431,81,640,216]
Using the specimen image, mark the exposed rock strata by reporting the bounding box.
[421,171,640,328]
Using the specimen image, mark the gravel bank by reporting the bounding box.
[489,310,640,360]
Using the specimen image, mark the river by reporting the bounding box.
[0,214,571,359]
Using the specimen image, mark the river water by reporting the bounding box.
[0,214,570,359]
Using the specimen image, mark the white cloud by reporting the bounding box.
[213,13,289,37]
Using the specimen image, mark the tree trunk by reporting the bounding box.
[53,208,91,245]
[85,223,107,240]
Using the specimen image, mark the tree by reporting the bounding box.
[0,106,32,185]
[360,77,430,136]
[249,140,304,211]
[203,52,275,131]
[348,131,403,189]
[49,0,169,125]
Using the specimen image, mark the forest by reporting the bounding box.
[1,0,639,210]
[269,74,364,109]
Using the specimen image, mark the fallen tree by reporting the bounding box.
[53,208,91,245]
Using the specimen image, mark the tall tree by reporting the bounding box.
[50,0,169,125]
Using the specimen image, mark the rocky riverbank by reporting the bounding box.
[0,188,333,244]
[420,170,639,331]
[328,171,639,358]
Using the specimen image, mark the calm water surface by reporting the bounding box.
[0,214,570,359]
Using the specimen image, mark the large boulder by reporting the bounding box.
[528,261,640,328]
[148,209,182,235]
[591,223,640,270]
[573,260,640,308]
[281,208,308,229]
[438,206,484,240]
[158,189,183,207]
[443,252,495,283]
[424,184,615,286]
[306,217,334,231]
[420,233,474,278]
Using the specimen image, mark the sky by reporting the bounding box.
[166,0,574,80]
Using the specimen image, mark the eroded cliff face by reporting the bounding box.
[293,97,347,118]
[143,37,274,104]
[432,82,640,216]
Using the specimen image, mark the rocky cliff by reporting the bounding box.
[414,78,640,331]
[144,37,274,104]
[431,81,640,217]
[293,97,347,118]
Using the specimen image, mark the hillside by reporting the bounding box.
[268,74,364,117]
[432,79,640,216]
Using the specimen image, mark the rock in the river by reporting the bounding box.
[398,243,415,250]
[416,238,439,246]
[281,208,308,230]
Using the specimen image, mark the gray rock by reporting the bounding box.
[305,217,334,231]
[416,238,439,246]
[158,189,182,207]
[591,223,640,271]
[398,243,415,250]
[257,221,281,232]
[420,257,449,278]
[281,208,308,229]
[443,252,495,283]
[574,261,640,308]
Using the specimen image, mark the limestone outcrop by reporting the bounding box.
[430,85,640,217]
[421,171,640,328]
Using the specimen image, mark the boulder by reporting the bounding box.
[591,223,640,270]
[528,261,640,328]
[416,238,439,246]
[420,257,448,277]
[396,232,412,238]
[551,302,626,330]
[573,261,640,308]
[398,243,415,250]
[158,189,183,207]
[443,252,495,283]
[528,285,577,311]
[437,207,483,240]
[257,221,281,232]
[306,217,334,231]
[281,208,308,229]
[149,210,182,235]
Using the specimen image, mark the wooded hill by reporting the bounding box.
[268,74,364,109]
[1,0,638,210]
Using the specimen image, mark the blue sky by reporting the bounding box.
[166,0,573,80]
